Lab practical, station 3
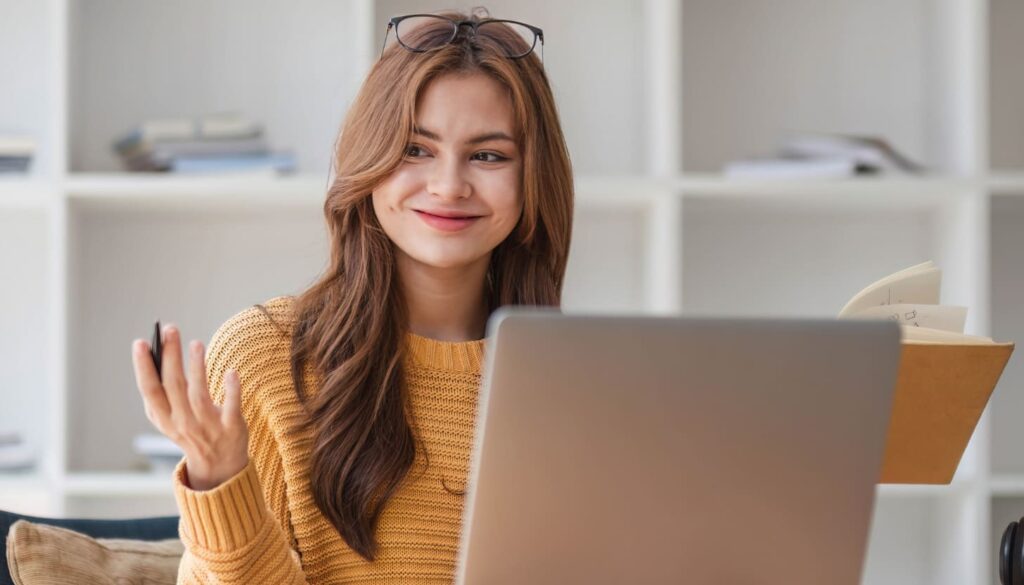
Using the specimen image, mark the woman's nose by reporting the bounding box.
[426,158,471,200]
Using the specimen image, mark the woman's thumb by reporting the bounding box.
[221,369,244,427]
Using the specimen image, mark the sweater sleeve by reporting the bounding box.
[171,300,310,584]
[173,458,308,584]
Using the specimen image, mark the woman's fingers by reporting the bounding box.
[132,339,171,429]
[160,325,195,423]
[186,339,220,425]
[133,323,249,491]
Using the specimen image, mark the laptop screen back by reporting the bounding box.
[456,309,901,584]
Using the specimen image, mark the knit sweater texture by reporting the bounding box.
[171,295,487,584]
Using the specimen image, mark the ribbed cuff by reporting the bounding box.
[173,456,270,554]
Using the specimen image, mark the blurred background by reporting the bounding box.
[1,0,1023,583]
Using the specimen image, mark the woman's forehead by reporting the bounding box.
[414,73,516,138]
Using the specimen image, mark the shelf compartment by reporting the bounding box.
[989,0,1024,170]
[679,196,945,318]
[68,0,361,175]
[64,201,328,473]
[0,208,52,485]
[0,0,58,179]
[989,194,1024,475]
[680,0,975,175]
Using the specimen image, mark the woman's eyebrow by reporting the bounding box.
[413,125,515,145]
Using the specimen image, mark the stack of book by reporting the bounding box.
[724,134,926,179]
[0,136,35,174]
[113,112,297,175]
[132,432,184,473]
[0,431,35,472]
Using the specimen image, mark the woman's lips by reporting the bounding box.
[414,210,481,232]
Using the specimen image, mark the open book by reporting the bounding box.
[838,260,993,344]
[838,261,1015,483]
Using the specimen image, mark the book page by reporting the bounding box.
[838,262,940,317]
[845,304,967,333]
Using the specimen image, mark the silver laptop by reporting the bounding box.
[455,307,902,585]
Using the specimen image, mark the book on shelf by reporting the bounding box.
[0,431,35,472]
[782,134,926,173]
[118,136,268,162]
[723,157,873,179]
[0,135,35,174]
[723,133,925,179]
[113,111,261,152]
[838,260,1015,484]
[0,431,22,446]
[119,137,272,171]
[113,112,297,175]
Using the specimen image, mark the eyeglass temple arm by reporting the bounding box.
[380,23,393,60]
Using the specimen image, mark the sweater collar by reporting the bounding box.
[403,331,486,374]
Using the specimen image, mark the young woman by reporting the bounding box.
[130,7,573,584]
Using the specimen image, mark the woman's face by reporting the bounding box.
[372,72,523,271]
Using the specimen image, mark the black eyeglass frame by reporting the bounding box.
[379,14,544,62]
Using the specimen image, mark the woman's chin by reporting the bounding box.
[406,248,490,271]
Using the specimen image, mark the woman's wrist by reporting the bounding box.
[185,456,249,491]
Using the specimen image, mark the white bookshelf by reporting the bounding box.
[1,0,1021,583]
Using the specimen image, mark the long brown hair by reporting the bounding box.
[272,7,573,561]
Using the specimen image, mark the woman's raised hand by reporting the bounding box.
[131,324,250,491]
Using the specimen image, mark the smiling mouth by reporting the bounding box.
[414,210,482,232]
[415,210,482,219]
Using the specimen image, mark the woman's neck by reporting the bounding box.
[397,250,491,342]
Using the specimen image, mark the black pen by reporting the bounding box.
[151,320,162,378]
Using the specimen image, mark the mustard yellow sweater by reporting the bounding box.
[171,295,487,584]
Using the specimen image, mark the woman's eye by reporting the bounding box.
[404,145,507,163]
[474,152,507,163]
